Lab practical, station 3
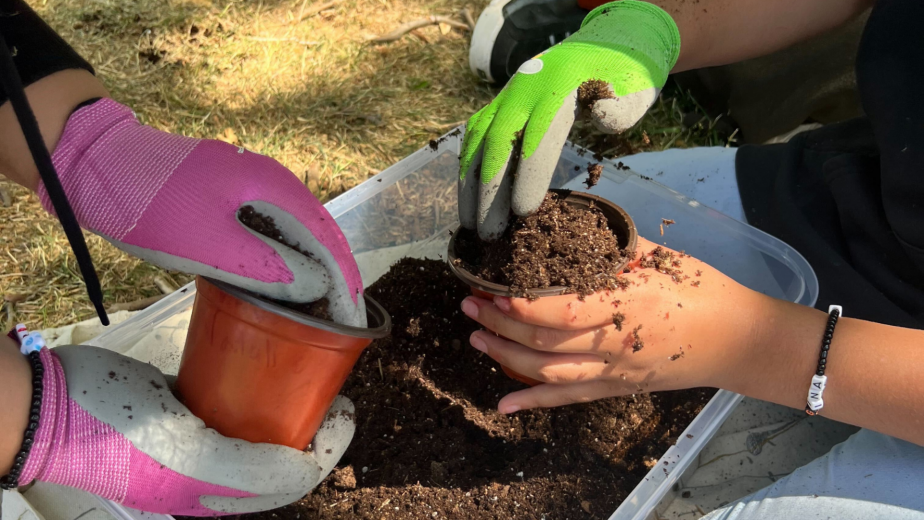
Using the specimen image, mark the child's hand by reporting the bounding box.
[460,237,772,413]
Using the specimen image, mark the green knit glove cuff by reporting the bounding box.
[577,0,681,90]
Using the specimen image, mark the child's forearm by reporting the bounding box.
[731,298,924,446]
[0,68,109,192]
[642,0,873,72]
[0,335,32,475]
[0,0,108,191]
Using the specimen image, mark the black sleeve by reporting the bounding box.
[0,0,94,106]
[734,0,924,328]
[856,0,924,269]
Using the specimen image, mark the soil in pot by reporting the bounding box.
[453,191,631,298]
[238,204,332,320]
[219,258,714,520]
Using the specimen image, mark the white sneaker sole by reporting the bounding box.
[469,0,515,83]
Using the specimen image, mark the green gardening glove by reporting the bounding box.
[459,1,680,239]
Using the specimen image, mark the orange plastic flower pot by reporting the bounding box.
[448,189,637,387]
[176,277,391,450]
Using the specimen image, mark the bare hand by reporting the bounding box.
[460,237,770,413]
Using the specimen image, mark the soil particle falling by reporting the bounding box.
[455,192,629,298]
[612,312,626,331]
[219,258,714,520]
[660,218,675,237]
[585,163,603,188]
[238,205,333,320]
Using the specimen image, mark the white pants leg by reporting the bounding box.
[616,147,745,222]
[702,429,924,520]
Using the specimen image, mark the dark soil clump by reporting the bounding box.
[455,192,629,298]
[577,79,615,111]
[224,258,713,520]
[238,205,334,320]
[612,312,626,331]
[639,246,686,285]
[429,128,463,151]
[631,325,645,352]
[585,163,603,188]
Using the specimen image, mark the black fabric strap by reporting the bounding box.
[0,30,108,325]
[0,0,95,106]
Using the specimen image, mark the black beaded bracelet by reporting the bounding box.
[0,351,44,490]
[805,305,842,416]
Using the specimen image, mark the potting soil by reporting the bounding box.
[228,258,713,520]
[577,79,615,111]
[454,192,630,298]
[237,205,335,320]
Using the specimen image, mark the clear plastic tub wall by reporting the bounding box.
[85,130,817,520]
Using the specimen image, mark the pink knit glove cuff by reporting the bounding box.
[16,345,353,516]
[38,99,365,326]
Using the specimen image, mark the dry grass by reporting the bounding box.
[2,0,724,329]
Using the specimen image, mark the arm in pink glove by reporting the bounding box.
[40,98,365,326]
[11,344,354,516]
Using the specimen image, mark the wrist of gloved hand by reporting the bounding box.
[17,346,353,516]
[40,99,365,327]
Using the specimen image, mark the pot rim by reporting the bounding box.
[447,189,638,298]
[201,277,392,339]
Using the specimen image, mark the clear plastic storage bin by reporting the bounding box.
[79,131,816,520]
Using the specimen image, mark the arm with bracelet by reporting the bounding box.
[455,0,924,447]
[461,237,924,447]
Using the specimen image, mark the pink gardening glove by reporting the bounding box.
[41,98,365,326]
[18,346,354,516]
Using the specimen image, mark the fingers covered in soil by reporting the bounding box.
[459,237,764,403]
[226,258,713,520]
[238,205,332,320]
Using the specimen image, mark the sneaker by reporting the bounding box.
[469,0,588,85]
